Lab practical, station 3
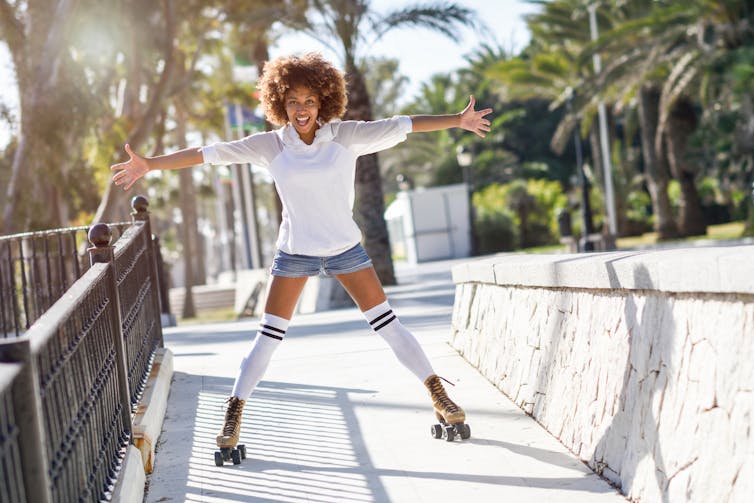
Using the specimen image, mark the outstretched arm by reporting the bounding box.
[111,144,203,190]
[410,96,493,138]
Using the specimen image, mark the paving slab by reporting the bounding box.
[146,259,626,503]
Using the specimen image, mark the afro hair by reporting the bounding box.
[258,52,347,126]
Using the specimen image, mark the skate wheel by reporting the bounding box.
[443,425,456,442]
[238,444,247,459]
[231,449,241,465]
[460,423,471,440]
[221,447,231,461]
[431,424,443,439]
[214,451,224,467]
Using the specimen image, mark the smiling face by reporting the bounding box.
[285,86,321,144]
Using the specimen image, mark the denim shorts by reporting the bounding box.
[270,243,373,278]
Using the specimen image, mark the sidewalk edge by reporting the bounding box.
[132,347,174,474]
[112,445,145,503]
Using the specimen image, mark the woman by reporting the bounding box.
[111,52,492,454]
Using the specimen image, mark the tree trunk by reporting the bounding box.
[343,58,395,285]
[252,36,284,230]
[638,84,678,239]
[1,0,79,233]
[664,98,707,237]
[94,0,177,224]
[176,102,197,318]
[589,125,603,189]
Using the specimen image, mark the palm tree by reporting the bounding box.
[581,0,754,236]
[571,0,681,238]
[576,1,706,236]
[486,0,628,235]
[288,0,477,285]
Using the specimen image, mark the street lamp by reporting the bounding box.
[456,145,477,256]
[396,173,413,192]
[588,2,618,240]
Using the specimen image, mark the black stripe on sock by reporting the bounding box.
[369,310,393,326]
[261,330,283,341]
[262,324,286,334]
[373,315,397,332]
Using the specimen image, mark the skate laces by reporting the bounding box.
[428,376,460,413]
[222,397,244,436]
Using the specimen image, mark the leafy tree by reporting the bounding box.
[485,0,633,236]
[578,0,754,236]
[94,0,225,225]
[1,0,104,231]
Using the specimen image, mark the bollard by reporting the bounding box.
[87,223,133,444]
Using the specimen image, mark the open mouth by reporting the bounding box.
[295,116,310,127]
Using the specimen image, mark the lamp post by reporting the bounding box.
[456,145,476,256]
[588,2,618,240]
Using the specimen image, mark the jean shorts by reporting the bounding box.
[270,243,373,278]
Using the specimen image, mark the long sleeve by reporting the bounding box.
[333,116,413,156]
[200,130,282,168]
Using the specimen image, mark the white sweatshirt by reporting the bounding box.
[201,115,413,256]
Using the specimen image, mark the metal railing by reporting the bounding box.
[0,196,166,502]
[0,223,130,338]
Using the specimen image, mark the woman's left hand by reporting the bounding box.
[459,96,493,138]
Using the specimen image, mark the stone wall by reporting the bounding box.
[450,247,754,502]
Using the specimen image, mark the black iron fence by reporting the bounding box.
[0,223,130,338]
[0,196,167,502]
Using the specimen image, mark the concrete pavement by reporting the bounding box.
[145,259,626,503]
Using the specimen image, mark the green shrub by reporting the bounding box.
[472,179,568,251]
[474,210,518,253]
[473,183,518,252]
[525,178,569,244]
[624,190,654,235]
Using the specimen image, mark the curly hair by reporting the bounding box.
[258,53,347,126]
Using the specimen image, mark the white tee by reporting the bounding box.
[201,115,413,256]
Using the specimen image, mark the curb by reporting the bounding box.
[132,347,174,473]
[111,445,146,503]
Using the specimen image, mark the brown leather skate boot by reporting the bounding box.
[424,374,465,424]
[216,396,245,448]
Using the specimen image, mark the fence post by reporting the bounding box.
[0,337,52,503]
[87,223,133,443]
[130,195,166,345]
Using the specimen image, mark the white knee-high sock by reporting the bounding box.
[231,313,290,399]
[363,300,434,381]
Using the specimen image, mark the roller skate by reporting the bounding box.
[214,396,247,466]
[425,374,471,442]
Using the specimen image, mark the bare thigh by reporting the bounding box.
[263,275,309,319]
[335,266,387,311]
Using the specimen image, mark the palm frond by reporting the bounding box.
[371,3,476,42]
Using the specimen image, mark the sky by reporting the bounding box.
[269,0,539,98]
[0,0,539,148]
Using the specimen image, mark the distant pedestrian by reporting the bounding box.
[111,52,492,460]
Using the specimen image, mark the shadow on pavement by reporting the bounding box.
[150,373,617,503]
[152,374,389,503]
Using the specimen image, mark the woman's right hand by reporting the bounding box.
[111,144,150,190]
